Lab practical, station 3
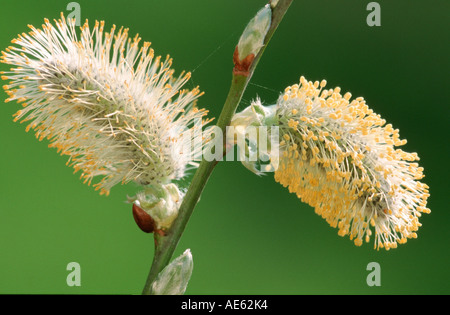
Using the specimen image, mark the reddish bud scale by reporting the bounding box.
[233,46,255,76]
[132,203,155,233]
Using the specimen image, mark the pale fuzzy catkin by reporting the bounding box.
[1,14,212,195]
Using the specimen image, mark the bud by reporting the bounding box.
[129,183,183,232]
[151,249,194,295]
[270,0,280,9]
[132,202,156,234]
[234,5,271,75]
[230,99,276,128]
[229,101,279,175]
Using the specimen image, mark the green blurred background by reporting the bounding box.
[0,0,448,294]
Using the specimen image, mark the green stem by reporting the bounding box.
[142,0,293,295]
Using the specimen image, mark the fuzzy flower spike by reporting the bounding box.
[1,14,212,198]
[231,76,430,250]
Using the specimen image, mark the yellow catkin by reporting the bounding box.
[271,76,430,250]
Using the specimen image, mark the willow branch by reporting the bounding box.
[142,0,293,295]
